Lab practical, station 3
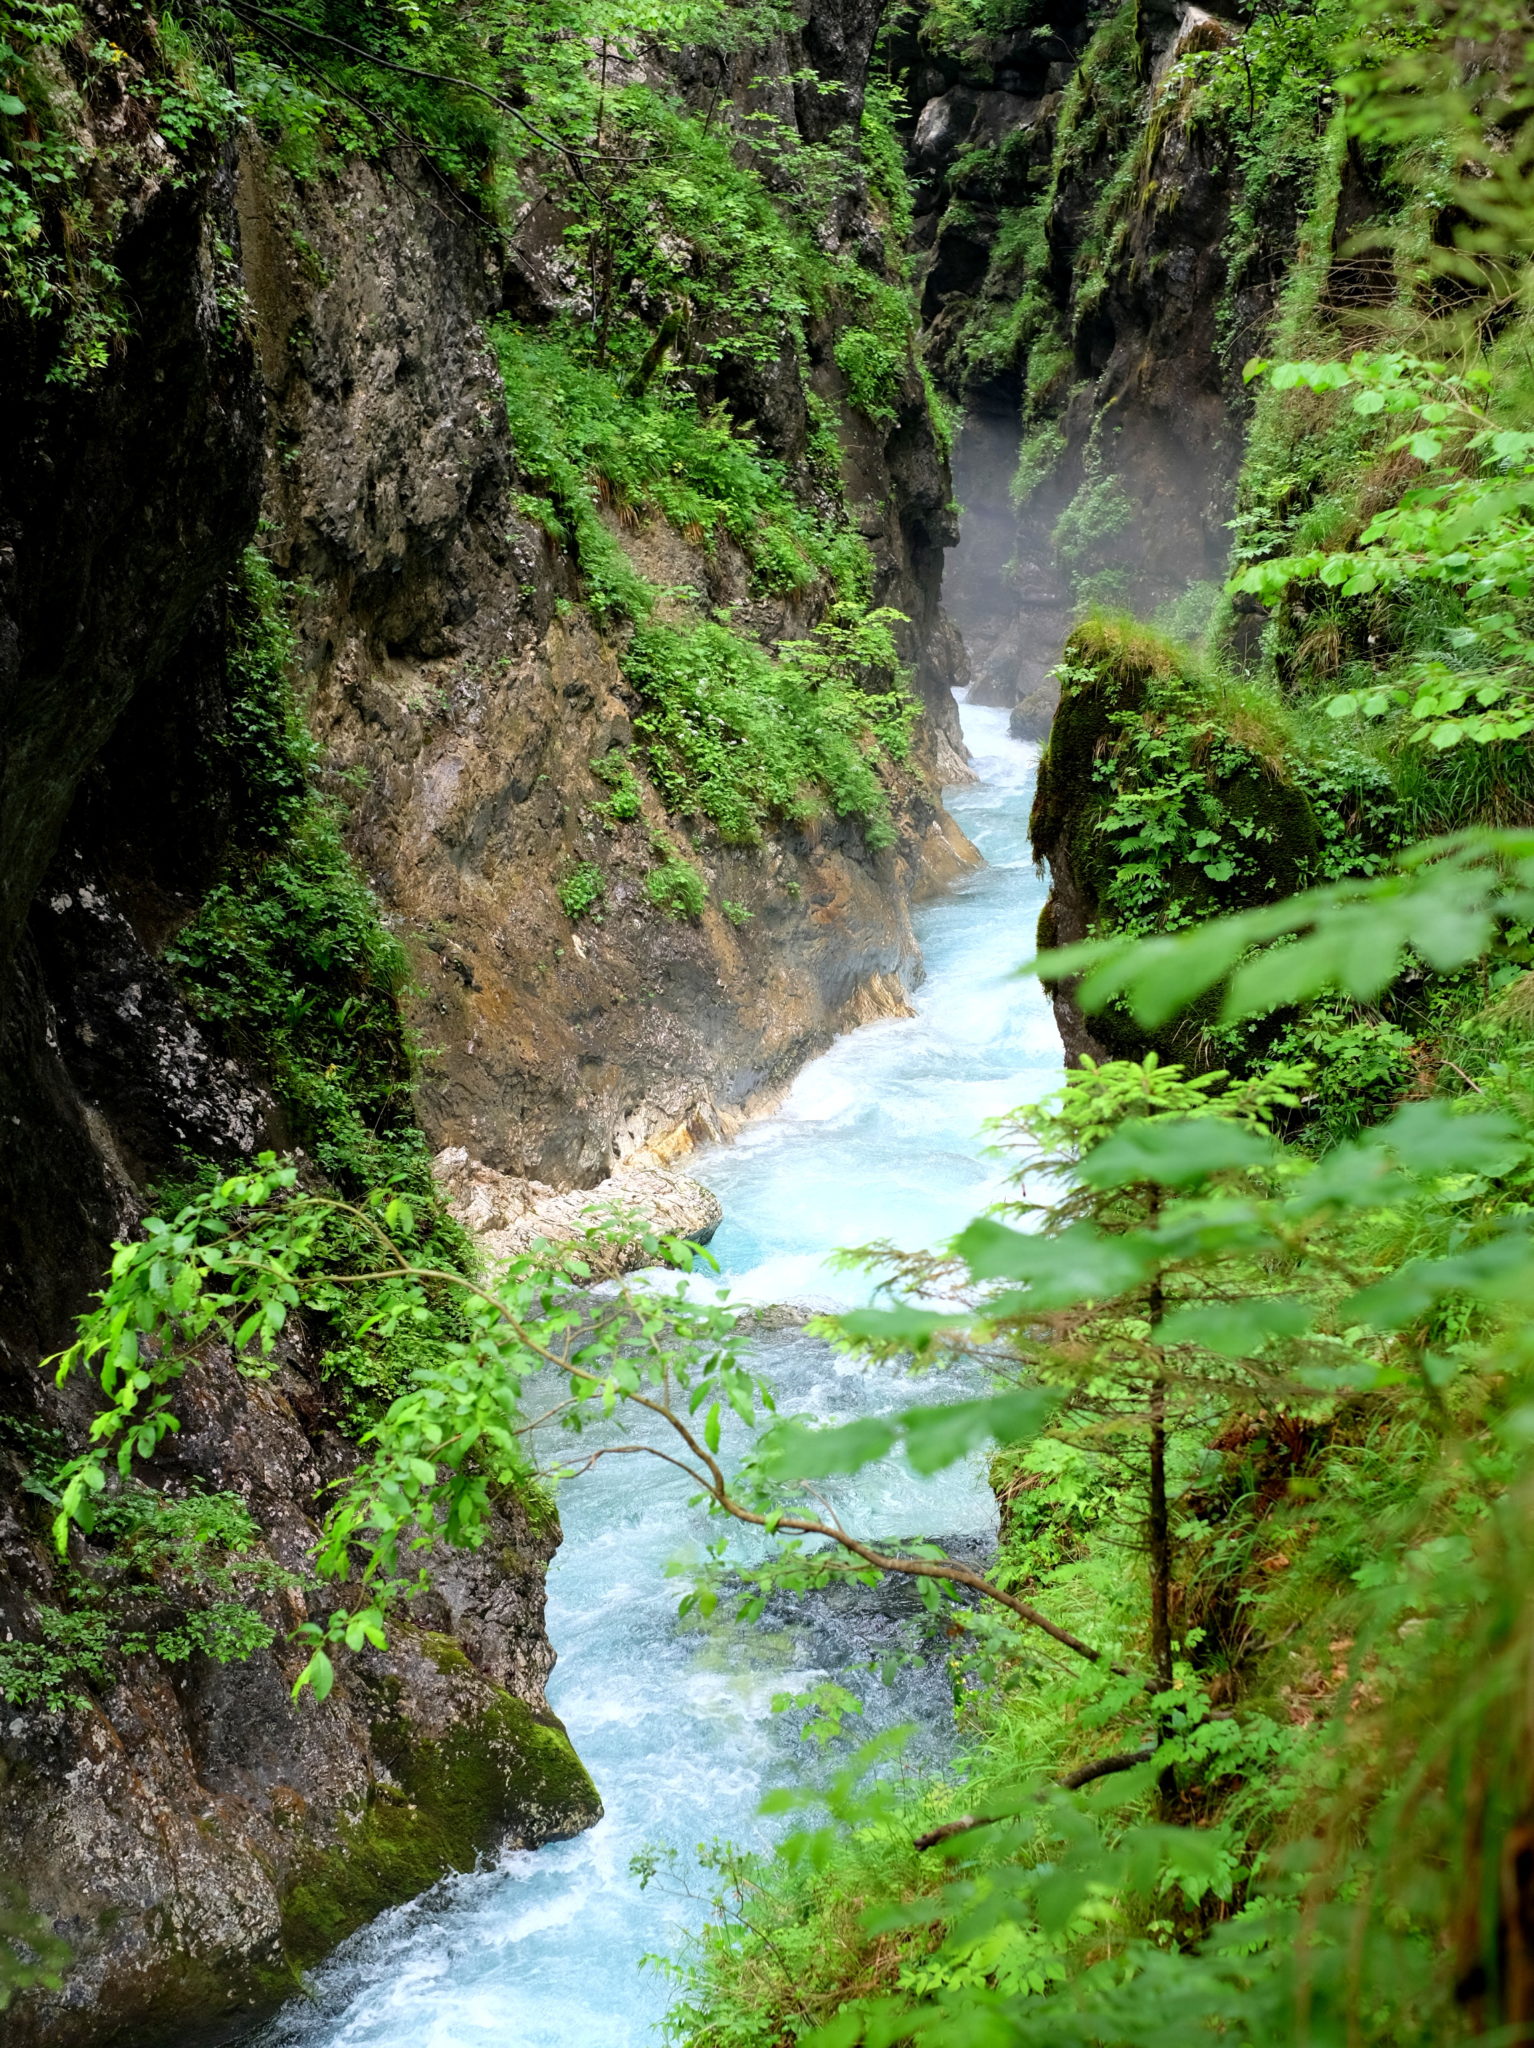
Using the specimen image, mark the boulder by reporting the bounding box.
[432,1147,722,1279]
[1009,681,1061,742]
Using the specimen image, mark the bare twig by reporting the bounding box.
[211,1233,1135,1682]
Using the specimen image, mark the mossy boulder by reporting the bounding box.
[1031,615,1322,1064]
[280,1678,600,1970]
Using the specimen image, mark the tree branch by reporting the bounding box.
[911,1748,1157,1851]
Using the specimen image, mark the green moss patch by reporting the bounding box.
[280,1687,599,1969]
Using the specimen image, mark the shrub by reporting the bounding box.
[166,552,418,1189]
[557,861,605,920]
[645,848,708,920]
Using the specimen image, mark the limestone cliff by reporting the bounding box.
[236,128,975,1182]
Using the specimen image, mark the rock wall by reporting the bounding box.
[0,14,599,2040]
[3,1340,597,2048]
[235,111,974,1187]
[901,0,1306,725]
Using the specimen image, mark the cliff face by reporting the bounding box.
[2,1341,596,2048]
[0,2,974,2039]
[903,0,1308,725]
[236,130,974,1184]
[0,14,599,2041]
[0,18,264,1377]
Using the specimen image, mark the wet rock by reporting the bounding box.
[1008,681,1061,742]
[0,1341,600,2048]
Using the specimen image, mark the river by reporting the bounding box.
[260,700,1061,2048]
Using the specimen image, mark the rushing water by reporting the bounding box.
[261,702,1061,2048]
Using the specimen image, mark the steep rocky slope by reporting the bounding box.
[902,0,1314,724]
[236,132,974,1183]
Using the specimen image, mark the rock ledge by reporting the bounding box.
[432,1147,723,1279]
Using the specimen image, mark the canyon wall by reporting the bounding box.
[901,0,1311,725]
[0,1,970,2038]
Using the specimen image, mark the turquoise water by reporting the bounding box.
[260,701,1061,2048]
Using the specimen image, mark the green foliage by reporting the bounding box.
[46,863,1534,2048]
[591,748,644,824]
[660,1035,1534,2048]
[558,860,605,920]
[1035,825,1534,1039]
[44,1155,779,1697]
[493,327,870,621]
[168,812,414,1176]
[1037,615,1374,945]
[858,77,915,254]
[166,552,418,1190]
[939,4,1142,402]
[834,287,913,429]
[0,0,235,380]
[921,0,1058,60]
[1051,471,1134,607]
[1234,353,1534,750]
[1176,0,1357,360]
[0,1484,298,1711]
[653,14,1534,2045]
[1010,420,1066,506]
[627,606,915,850]
[1264,997,1418,1144]
[645,844,708,920]
[487,327,918,853]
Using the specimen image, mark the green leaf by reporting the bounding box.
[1347,1231,1534,1328]
[768,1389,1059,1482]
[833,1305,966,1348]
[1154,1297,1313,1356]
[955,1217,1154,1307]
[294,1648,334,1703]
[900,1388,1060,1472]
[768,1415,897,1479]
[1077,1119,1276,1190]
[1362,1099,1523,1178]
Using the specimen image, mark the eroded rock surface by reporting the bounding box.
[433,1145,722,1278]
[236,137,977,1187]
[1,1327,598,2048]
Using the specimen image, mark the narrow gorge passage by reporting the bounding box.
[258,703,1061,2047]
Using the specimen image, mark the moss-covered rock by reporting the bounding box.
[281,1683,600,1970]
[1031,615,1323,1064]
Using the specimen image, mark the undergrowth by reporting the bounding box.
[165,550,424,1194]
[491,328,921,861]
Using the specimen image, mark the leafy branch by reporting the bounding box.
[47,1159,1123,1700]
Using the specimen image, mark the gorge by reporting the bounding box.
[6,1,1534,2044]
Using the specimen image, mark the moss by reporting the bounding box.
[419,1631,472,1677]
[1030,613,1180,856]
[280,1686,599,1969]
[1033,614,1327,1064]
[94,1943,309,2048]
